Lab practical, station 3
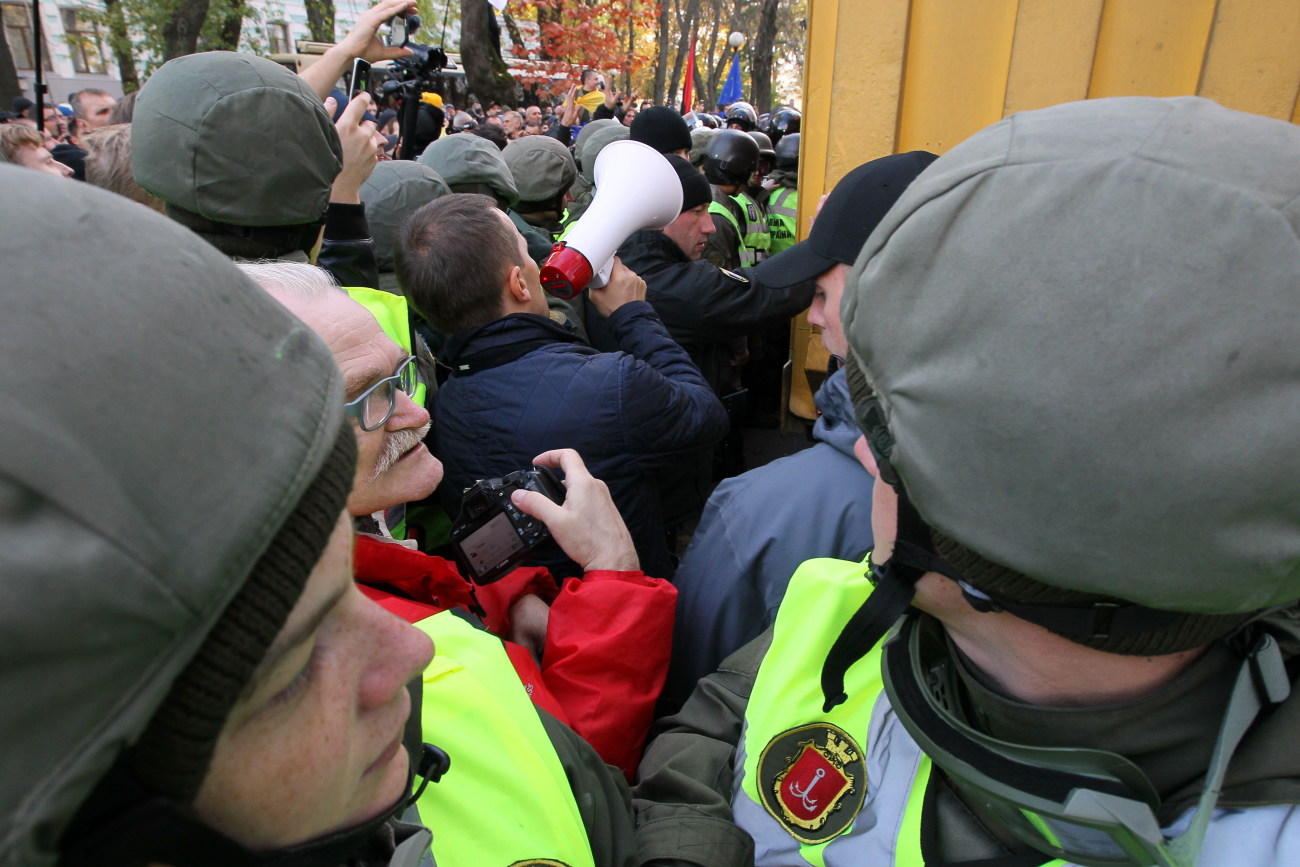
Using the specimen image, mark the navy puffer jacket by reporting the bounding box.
[431,304,728,578]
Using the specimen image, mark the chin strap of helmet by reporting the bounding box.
[64,743,450,867]
[819,486,963,713]
[1168,629,1289,866]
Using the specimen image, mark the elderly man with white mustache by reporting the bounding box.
[239,261,677,787]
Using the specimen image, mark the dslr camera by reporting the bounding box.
[451,467,565,585]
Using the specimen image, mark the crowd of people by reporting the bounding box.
[3,0,1299,865]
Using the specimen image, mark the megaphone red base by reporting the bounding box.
[540,242,594,300]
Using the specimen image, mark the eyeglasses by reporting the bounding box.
[343,355,420,431]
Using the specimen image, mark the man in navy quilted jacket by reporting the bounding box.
[396,193,729,579]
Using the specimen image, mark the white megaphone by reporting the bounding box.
[540,139,684,299]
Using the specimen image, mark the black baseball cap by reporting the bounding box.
[753,150,938,287]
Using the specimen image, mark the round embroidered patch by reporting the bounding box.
[757,723,867,844]
[507,860,571,867]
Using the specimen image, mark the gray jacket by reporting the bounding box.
[659,368,874,713]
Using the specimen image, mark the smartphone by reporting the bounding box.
[348,58,371,98]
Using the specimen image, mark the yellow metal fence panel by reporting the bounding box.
[897,0,1019,155]
[1089,0,1218,98]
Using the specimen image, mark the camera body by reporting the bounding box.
[451,466,565,585]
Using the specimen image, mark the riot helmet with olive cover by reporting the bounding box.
[844,96,1300,644]
[0,166,358,866]
[418,132,519,208]
[132,52,342,258]
[361,160,452,276]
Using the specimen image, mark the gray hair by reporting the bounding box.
[237,261,344,302]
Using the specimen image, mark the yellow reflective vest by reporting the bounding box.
[733,557,1064,867]
[411,612,597,867]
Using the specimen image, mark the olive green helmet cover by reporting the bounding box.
[417,133,519,206]
[573,117,618,168]
[361,160,452,272]
[503,135,577,204]
[843,96,1300,614]
[577,124,628,187]
[0,166,346,864]
[133,51,342,226]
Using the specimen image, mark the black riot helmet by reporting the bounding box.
[767,107,801,145]
[748,130,775,176]
[684,110,718,130]
[724,101,758,131]
[703,128,759,186]
[774,132,800,170]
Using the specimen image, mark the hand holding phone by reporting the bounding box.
[348,58,371,98]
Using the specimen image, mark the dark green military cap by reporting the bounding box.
[503,135,577,203]
[361,160,451,272]
[133,51,342,226]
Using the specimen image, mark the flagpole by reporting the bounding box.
[681,35,695,114]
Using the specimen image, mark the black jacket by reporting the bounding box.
[588,229,815,395]
[432,307,727,578]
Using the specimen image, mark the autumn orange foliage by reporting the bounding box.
[507,0,661,93]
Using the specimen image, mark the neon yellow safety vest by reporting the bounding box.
[412,612,597,867]
[733,556,1066,867]
[344,286,428,408]
[709,192,771,267]
[766,186,798,255]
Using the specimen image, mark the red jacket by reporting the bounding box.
[352,533,676,779]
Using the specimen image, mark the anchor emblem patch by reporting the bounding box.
[758,723,866,843]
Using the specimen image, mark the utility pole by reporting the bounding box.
[31,0,45,125]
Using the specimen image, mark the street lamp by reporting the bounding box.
[728,31,746,50]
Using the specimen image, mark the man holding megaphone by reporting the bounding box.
[396,193,728,580]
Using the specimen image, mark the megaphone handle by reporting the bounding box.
[590,257,614,290]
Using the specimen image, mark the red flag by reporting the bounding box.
[681,36,696,114]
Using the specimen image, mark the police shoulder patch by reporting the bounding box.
[758,723,866,844]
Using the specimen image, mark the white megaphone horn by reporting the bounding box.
[540,139,684,299]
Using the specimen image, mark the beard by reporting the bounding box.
[370,421,432,481]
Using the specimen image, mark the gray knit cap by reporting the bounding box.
[844,96,1300,617]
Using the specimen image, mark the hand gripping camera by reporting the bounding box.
[450,467,565,585]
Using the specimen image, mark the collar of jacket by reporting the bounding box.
[621,227,690,264]
[441,313,583,376]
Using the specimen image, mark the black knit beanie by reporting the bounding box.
[666,154,712,213]
[125,420,357,801]
[630,106,692,155]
